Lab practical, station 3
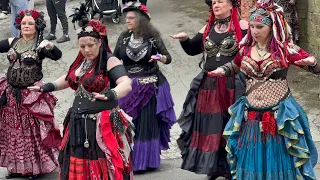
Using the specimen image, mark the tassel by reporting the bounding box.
[12,88,22,105]
[0,89,7,106]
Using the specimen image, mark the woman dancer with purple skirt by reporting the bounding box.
[114,2,176,171]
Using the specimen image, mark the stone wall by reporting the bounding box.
[296,0,320,58]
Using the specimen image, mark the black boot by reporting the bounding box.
[5,173,21,179]
[56,34,70,43]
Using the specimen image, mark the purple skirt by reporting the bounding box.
[118,75,176,171]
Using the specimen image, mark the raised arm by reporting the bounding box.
[0,38,14,53]
[37,40,62,60]
[106,56,132,98]
[170,25,206,56]
[27,74,70,92]
[150,37,172,64]
[91,56,132,101]
[287,44,320,74]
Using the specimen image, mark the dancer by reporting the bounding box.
[209,0,319,179]
[0,10,62,180]
[170,0,247,179]
[29,19,135,180]
[115,2,176,171]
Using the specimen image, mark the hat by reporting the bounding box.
[205,0,240,8]
[123,2,150,20]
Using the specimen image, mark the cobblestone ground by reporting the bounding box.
[0,0,319,179]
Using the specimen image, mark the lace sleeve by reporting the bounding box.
[154,37,172,64]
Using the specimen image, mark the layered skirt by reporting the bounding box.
[177,71,245,177]
[118,72,176,171]
[0,76,61,175]
[224,96,317,179]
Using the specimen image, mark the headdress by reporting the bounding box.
[66,19,111,81]
[203,0,242,46]
[14,10,46,31]
[249,7,272,26]
[14,10,46,50]
[76,19,107,39]
[240,0,293,68]
[122,2,150,20]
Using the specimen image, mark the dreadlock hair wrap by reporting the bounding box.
[240,0,293,68]
[66,19,112,80]
[203,0,242,45]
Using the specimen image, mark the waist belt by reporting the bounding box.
[136,75,158,85]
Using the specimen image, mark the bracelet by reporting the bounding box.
[220,66,231,76]
[104,89,118,101]
[39,82,56,92]
[311,58,318,67]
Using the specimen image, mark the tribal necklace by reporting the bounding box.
[256,44,269,61]
[77,59,94,78]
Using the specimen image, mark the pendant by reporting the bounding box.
[84,140,89,148]
[216,52,221,62]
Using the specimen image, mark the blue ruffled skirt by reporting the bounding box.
[223,96,318,180]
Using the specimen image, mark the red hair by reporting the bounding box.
[202,7,243,48]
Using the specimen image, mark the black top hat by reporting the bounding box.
[122,2,150,20]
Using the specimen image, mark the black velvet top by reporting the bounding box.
[180,26,246,71]
[114,31,171,74]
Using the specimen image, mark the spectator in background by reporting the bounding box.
[10,0,29,37]
[0,0,9,20]
[44,0,70,43]
[28,0,34,10]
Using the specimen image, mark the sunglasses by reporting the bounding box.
[250,7,268,15]
[125,1,142,8]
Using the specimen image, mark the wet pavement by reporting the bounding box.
[0,0,319,179]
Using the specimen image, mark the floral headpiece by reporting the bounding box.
[123,2,150,20]
[14,10,46,31]
[76,19,107,39]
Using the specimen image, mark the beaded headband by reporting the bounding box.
[249,7,272,26]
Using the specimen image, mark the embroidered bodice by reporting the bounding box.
[67,61,111,97]
[6,38,43,88]
[203,27,244,71]
[240,55,284,82]
[234,46,313,108]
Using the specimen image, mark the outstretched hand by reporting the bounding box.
[169,32,188,41]
[207,68,226,77]
[91,92,108,102]
[294,56,318,66]
[149,54,163,63]
[27,86,41,92]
